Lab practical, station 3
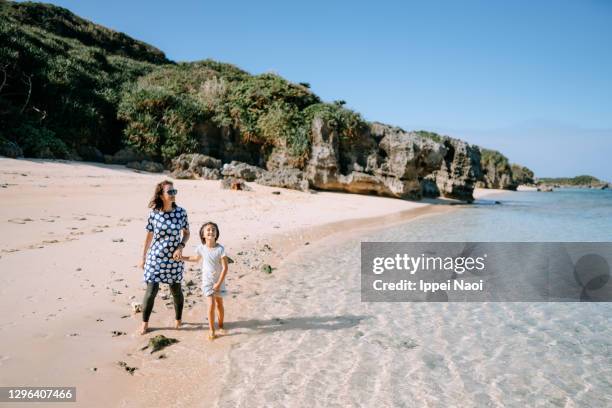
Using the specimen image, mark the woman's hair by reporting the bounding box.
[199,222,220,244]
[148,180,177,210]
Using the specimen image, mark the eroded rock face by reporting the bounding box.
[158,119,484,201]
[256,168,309,191]
[422,137,482,202]
[170,153,222,179]
[304,119,446,199]
[221,161,264,182]
[195,122,262,165]
[476,163,516,190]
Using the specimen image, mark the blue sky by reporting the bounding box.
[23,0,612,180]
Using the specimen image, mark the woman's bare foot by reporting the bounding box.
[175,320,182,329]
[207,330,216,341]
[217,327,227,336]
[140,322,149,335]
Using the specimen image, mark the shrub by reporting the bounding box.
[13,123,70,158]
[118,86,207,163]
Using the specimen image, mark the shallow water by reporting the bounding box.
[219,189,612,407]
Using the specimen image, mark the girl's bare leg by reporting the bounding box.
[207,296,216,340]
[216,296,225,333]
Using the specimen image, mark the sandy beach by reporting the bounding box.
[0,157,506,407]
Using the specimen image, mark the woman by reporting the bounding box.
[138,180,190,335]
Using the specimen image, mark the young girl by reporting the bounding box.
[182,222,229,340]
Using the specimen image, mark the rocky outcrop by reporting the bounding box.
[137,119,491,202]
[195,122,262,166]
[421,137,482,202]
[256,168,309,191]
[221,161,265,182]
[304,119,446,199]
[476,149,517,190]
[169,153,222,179]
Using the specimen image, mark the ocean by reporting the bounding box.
[218,189,612,407]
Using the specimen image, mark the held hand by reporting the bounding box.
[213,282,221,292]
[172,248,183,261]
[138,259,145,269]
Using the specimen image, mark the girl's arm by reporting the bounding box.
[213,256,229,290]
[181,254,201,262]
[139,231,153,268]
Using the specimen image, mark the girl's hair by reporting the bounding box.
[148,180,177,210]
[199,222,220,244]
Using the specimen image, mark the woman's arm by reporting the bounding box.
[213,256,229,291]
[138,231,153,269]
[180,228,190,245]
[173,228,190,260]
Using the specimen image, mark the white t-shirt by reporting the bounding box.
[196,243,226,285]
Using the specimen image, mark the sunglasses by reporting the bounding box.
[165,189,178,196]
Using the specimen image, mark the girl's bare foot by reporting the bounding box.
[140,323,149,335]
[175,320,182,329]
[217,327,227,336]
[208,330,216,341]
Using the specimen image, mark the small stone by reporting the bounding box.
[272,191,281,195]
[131,302,143,313]
[261,264,273,274]
[112,330,127,337]
[91,367,97,372]
[112,238,124,243]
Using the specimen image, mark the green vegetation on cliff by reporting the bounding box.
[480,148,511,174]
[0,1,166,157]
[537,175,604,186]
[1,1,366,164]
[119,61,365,163]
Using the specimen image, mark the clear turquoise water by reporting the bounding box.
[389,188,612,242]
[220,189,612,407]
